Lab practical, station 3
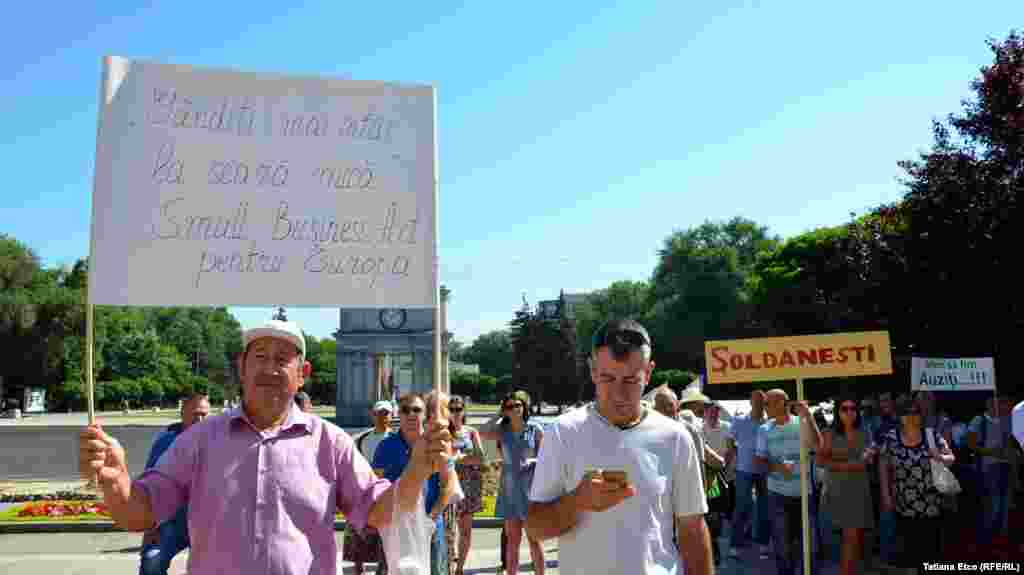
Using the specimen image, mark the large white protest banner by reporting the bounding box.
[89,57,436,307]
[911,357,995,391]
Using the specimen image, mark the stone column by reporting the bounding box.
[440,286,451,394]
[335,347,375,428]
[413,349,435,395]
[373,354,386,402]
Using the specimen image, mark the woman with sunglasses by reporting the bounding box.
[878,397,955,572]
[445,396,484,575]
[817,395,875,575]
[480,390,546,575]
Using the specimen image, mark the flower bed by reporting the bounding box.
[1,500,110,522]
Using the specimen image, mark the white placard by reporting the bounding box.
[88,56,436,307]
[911,357,995,391]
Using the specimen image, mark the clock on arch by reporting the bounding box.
[379,308,407,330]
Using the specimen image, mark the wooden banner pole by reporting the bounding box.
[85,55,117,428]
[797,377,811,575]
[86,303,95,425]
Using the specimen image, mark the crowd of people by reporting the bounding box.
[79,316,1023,575]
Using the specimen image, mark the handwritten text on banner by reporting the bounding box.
[910,357,995,391]
[89,57,436,307]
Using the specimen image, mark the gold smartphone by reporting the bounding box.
[601,469,629,487]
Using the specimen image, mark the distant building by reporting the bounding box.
[561,292,591,319]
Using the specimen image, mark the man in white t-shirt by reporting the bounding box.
[526,319,711,575]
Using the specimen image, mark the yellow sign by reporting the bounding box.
[704,331,892,384]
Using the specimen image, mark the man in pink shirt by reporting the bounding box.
[79,319,451,575]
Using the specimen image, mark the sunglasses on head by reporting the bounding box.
[400,406,423,415]
[593,328,649,350]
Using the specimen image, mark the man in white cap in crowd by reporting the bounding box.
[80,318,452,575]
[345,400,396,575]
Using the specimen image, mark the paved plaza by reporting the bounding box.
[0,527,839,575]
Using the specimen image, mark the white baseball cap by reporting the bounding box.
[243,319,306,357]
[373,400,394,413]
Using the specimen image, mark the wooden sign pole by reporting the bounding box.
[85,55,117,428]
[797,377,811,575]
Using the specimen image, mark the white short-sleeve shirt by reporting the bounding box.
[529,405,708,575]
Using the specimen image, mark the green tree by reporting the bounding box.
[509,295,578,410]
[138,376,165,407]
[477,375,498,402]
[0,235,86,393]
[573,280,652,355]
[450,371,479,399]
[464,330,514,377]
[892,31,1024,360]
[648,218,777,371]
[748,225,860,335]
[496,374,514,399]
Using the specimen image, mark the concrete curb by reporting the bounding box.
[0,517,506,534]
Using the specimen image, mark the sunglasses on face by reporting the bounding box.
[400,406,423,415]
[450,406,464,413]
[840,405,858,413]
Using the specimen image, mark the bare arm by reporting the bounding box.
[526,476,635,542]
[367,465,433,528]
[81,425,156,532]
[704,442,726,469]
[526,491,581,542]
[367,421,450,528]
[676,514,713,575]
[102,473,157,532]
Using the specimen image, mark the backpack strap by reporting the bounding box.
[355,429,370,456]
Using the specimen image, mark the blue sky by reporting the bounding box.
[3,2,1018,343]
